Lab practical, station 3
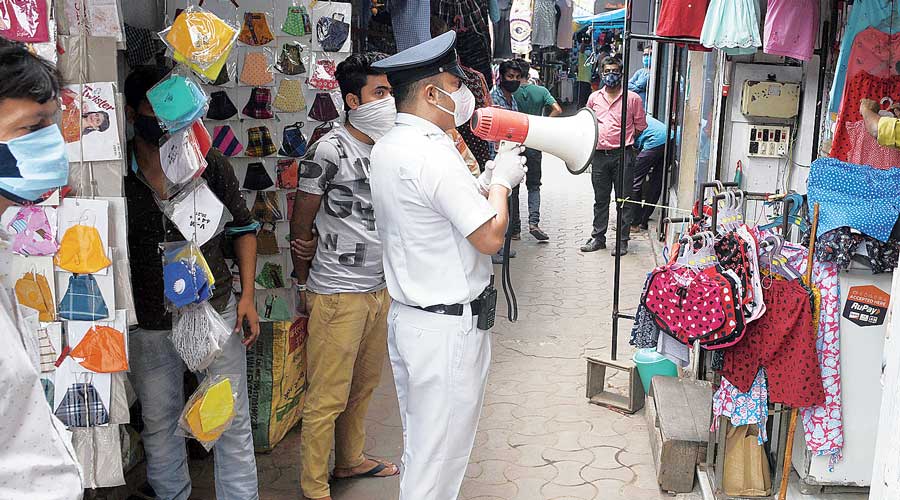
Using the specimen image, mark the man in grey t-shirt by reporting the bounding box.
[289,53,399,500]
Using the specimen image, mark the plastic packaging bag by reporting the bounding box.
[146,68,209,134]
[170,301,232,372]
[160,179,227,247]
[161,240,214,311]
[177,374,240,450]
[161,7,238,71]
[159,125,208,187]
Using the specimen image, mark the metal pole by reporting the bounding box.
[611,0,634,362]
[656,45,679,242]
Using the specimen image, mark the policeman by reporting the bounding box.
[369,31,527,500]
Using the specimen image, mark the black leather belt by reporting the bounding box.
[412,299,482,316]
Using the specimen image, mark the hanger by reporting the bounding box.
[759,234,801,280]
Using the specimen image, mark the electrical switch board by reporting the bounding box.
[747,125,790,158]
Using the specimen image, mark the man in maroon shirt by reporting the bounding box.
[581,56,647,256]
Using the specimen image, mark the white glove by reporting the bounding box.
[490,142,527,192]
[476,160,494,196]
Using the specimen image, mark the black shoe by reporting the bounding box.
[529,224,550,241]
[610,241,629,256]
[580,238,606,252]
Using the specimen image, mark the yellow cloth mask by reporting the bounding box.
[14,271,55,322]
[55,216,112,274]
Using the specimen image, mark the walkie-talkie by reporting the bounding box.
[477,275,498,330]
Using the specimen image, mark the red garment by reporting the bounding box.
[831,71,900,162]
[721,280,825,408]
[844,120,900,169]
[0,0,50,42]
[844,28,900,89]
[656,0,710,38]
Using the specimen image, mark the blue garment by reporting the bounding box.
[628,68,650,105]
[488,0,500,22]
[635,117,667,150]
[128,296,259,500]
[807,157,900,242]
[490,86,518,112]
[829,0,900,114]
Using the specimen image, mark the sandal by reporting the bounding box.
[332,458,399,480]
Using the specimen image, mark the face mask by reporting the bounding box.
[642,55,651,68]
[603,73,623,88]
[348,96,397,141]
[134,115,167,146]
[0,125,69,204]
[434,84,476,127]
[500,79,521,93]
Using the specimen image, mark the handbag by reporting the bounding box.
[276,159,299,189]
[309,122,335,146]
[256,223,280,255]
[15,271,55,322]
[58,274,109,321]
[308,93,339,122]
[316,13,350,52]
[279,122,308,158]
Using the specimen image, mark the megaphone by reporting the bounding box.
[470,107,599,175]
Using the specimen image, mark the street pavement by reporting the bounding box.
[190,154,669,499]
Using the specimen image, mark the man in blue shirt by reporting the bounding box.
[628,46,652,105]
[631,116,667,231]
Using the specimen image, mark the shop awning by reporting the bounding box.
[573,8,625,29]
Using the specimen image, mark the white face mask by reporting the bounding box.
[434,84,476,127]
[348,96,397,141]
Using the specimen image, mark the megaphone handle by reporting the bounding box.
[497,139,523,153]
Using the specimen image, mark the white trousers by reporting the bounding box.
[388,302,492,500]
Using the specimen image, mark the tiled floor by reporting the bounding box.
[189,155,675,499]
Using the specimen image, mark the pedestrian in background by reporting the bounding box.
[631,116,667,232]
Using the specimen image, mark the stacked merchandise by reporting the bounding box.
[628,190,874,494]
[0,0,137,489]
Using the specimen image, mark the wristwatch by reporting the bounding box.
[295,283,307,292]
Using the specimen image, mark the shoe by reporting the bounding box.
[511,232,521,241]
[580,238,606,252]
[610,242,629,256]
[529,225,550,241]
[491,247,517,264]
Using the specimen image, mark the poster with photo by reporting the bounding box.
[62,82,123,162]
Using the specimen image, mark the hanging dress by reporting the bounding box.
[700,0,761,55]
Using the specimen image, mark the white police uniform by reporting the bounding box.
[369,31,498,500]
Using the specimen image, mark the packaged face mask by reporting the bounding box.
[58,274,109,321]
[316,13,350,52]
[179,375,237,449]
[243,162,274,191]
[166,181,226,246]
[282,6,307,36]
[251,190,283,222]
[164,260,212,308]
[212,125,243,157]
[260,294,292,321]
[308,93,340,122]
[276,158,299,189]
[273,79,306,113]
[15,271,55,322]
[240,51,274,87]
[308,57,338,91]
[279,123,308,158]
[163,8,238,69]
[245,126,277,157]
[255,261,285,289]
[242,87,274,120]
[146,72,209,133]
[8,206,58,256]
[207,91,238,120]
[159,127,208,186]
[55,382,110,427]
[55,212,113,274]
[309,121,335,146]
[256,223,280,255]
[70,325,129,373]
[276,42,306,75]
[238,12,275,46]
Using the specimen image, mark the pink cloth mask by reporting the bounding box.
[9,206,58,256]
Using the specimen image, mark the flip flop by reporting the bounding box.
[332,459,399,480]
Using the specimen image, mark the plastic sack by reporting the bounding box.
[161,7,238,71]
[170,301,232,372]
[146,68,209,134]
[177,374,240,450]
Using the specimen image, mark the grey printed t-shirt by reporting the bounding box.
[297,126,385,294]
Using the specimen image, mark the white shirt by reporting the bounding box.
[0,232,83,499]
[370,113,496,307]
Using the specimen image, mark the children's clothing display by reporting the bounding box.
[700,0,761,55]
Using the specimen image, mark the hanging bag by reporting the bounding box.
[279,123,308,157]
[316,13,350,52]
[58,274,109,321]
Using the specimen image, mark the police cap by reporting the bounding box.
[371,31,467,87]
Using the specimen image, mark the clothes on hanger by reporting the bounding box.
[763,0,819,61]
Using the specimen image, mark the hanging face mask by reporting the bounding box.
[15,271,55,322]
[316,13,350,52]
[55,212,113,274]
[308,58,338,91]
[165,181,226,246]
[276,158,299,189]
[212,125,243,157]
[207,91,238,120]
[642,55,651,68]
[308,93,340,122]
[256,223,280,255]
[282,6,307,36]
[245,126,278,157]
[278,123,308,158]
[434,83,476,127]
[238,12,275,46]
[9,206,58,256]
[70,325,129,373]
[55,382,110,427]
[255,261,285,289]
[164,260,212,308]
[251,190,283,222]
[159,127,208,186]
[242,87,274,120]
[146,73,209,133]
[243,162,274,191]
[348,96,397,141]
[240,51,274,87]
[276,42,306,76]
[309,122,334,146]
[58,274,109,321]
[0,125,69,204]
[274,79,306,113]
[500,79,521,93]
[603,72,623,88]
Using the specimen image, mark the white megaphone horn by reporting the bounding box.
[470,107,599,175]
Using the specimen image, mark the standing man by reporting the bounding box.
[489,58,522,264]
[581,56,647,256]
[513,58,562,241]
[631,116,667,231]
[289,53,399,500]
[369,31,527,500]
[0,38,83,499]
[628,45,652,105]
[124,65,261,500]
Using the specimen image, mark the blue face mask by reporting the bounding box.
[643,55,651,68]
[603,73,623,88]
[0,125,69,204]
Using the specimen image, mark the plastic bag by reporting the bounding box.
[146,67,209,134]
[307,53,338,91]
[160,179,227,247]
[159,124,208,187]
[161,240,214,311]
[160,7,238,71]
[177,374,240,450]
[170,301,232,372]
